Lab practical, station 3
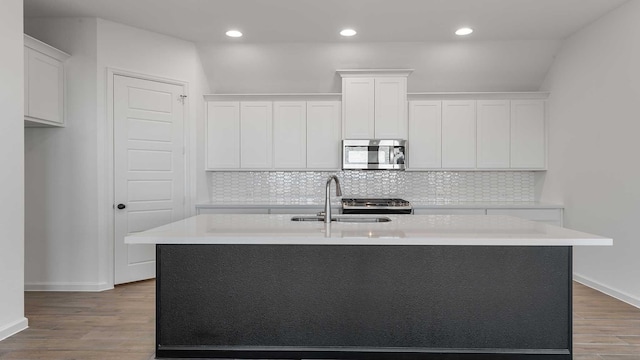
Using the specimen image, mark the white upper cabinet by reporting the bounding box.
[374,77,408,138]
[477,100,511,168]
[442,100,476,169]
[273,101,307,169]
[206,102,240,170]
[408,95,547,171]
[24,34,70,127]
[408,101,442,169]
[342,77,375,139]
[205,96,342,171]
[511,100,546,169]
[339,70,412,140]
[204,89,547,172]
[240,102,273,169]
[307,101,342,169]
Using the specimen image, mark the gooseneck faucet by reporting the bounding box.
[324,175,342,223]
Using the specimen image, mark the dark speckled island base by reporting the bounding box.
[155,245,572,360]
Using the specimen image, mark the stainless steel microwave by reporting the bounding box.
[342,139,406,170]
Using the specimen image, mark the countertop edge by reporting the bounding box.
[126,214,609,247]
[126,236,611,246]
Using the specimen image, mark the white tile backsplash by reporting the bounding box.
[207,171,535,203]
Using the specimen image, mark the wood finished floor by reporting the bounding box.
[0,281,638,359]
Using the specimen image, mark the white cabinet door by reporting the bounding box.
[343,77,375,139]
[24,47,29,116]
[240,102,273,169]
[511,100,546,169]
[408,101,442,169]
[374,77,407,138]
[206,101,240,169]
[26,47,64,124]
[477,100,510,169]
[273,101,307,169]
[307,101,342,169]
[442,100,476,169]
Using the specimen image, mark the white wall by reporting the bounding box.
[23,17,209,290]
[0,0,28,340]
[24,17,102,291]
[197,40,562,93]
[541,0,640,306]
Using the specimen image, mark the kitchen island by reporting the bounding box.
[126,214,612,360]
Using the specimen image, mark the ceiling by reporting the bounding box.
[24,0,629,43]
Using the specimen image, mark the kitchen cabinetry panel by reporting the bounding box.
[442,100,476,169]
[342,78,375,139]
[374,77,407,138]
[240,102,273,169]
[511,100,546,169]
[273,102,307,169]
[477,100,510,168]
[307,101,342,169]
[408,101,442,169]
[24,35,69,127]
[206,102,240,169]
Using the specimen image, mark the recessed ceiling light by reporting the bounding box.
[455,27,473,36]
[340,29,357,37]
[226,30,243,38]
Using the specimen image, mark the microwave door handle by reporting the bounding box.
[368,146,378,164]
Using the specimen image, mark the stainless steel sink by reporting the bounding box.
[291,215,391,223]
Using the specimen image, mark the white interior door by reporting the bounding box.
[114,75,185,285]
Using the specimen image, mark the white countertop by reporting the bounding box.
[195,201,564,209]
[126,214,609,246]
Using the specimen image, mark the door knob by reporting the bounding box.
[117,204,126,210]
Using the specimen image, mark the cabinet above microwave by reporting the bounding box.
[338,69,413,140]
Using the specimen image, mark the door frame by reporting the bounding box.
[104,67,192,287]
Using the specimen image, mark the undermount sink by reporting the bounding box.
[291,215,392,223]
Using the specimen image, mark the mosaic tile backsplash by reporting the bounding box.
[207,171,535,203]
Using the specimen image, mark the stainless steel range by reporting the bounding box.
[341,198,413,215]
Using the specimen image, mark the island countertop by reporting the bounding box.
[125,214,612,246]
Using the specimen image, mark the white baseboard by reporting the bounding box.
[0,317,28,341]
[25,282,113,292]
[574,273,640,309]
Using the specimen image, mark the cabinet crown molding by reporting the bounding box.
[408,92,549,101]
[337,69,414,78]
[24,34,70,61]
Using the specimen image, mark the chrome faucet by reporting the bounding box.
[324,175,342,223]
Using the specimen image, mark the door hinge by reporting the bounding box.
[178,94,187,104]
